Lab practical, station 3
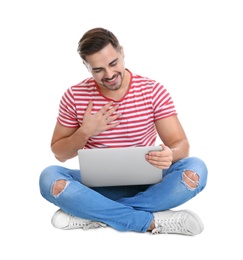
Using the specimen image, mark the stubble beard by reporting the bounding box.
[101,71,125,91]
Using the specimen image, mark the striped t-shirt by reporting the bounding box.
[57,70,177,149]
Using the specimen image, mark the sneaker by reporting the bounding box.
[152,209,204,235]
[51,209,106,230]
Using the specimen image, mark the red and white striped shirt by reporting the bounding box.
[57,70,177,149]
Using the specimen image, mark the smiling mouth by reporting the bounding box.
[104,74,118,83]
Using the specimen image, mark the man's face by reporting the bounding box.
[84,43,126,91]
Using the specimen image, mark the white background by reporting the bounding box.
[1,0,242,259]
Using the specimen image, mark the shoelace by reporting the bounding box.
[152,213,188,234]
[69,216,106,230]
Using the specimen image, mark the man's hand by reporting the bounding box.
[81,100,122,137]
[146,143,173,169]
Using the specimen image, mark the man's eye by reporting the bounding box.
[94,69,102,73]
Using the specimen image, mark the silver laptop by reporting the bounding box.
[78,146,163,187]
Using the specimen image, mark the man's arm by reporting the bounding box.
[156,115,190,162]
[51,101,121,162]
[50,122,89,162]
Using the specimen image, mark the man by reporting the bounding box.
[39,27,208,235]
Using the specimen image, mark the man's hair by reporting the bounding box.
[77,27,121,61]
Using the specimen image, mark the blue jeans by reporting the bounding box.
[39,157,207,232]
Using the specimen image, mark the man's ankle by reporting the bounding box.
[148,219,155,231]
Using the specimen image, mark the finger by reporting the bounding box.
[101,105,120,120]
[160,143,167,150]
[101,101,114,114]
[106,113,122,124]
[147,158,171,169]
[146,153,171,164]
[106,121,120,129]
[84,100,93,115]
[106,104,119,117]
[147,150,163,157]
[104,101,114,108]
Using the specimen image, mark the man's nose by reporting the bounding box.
[104,68,114,79]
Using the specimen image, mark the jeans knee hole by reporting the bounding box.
[182,170,199,189]
[52,179,67,196]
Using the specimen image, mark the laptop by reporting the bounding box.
[78,146,163,187]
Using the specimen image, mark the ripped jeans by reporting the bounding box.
[39,157,208,232]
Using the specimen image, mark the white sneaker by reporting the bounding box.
[51,209,106,230]
[152,209,204,235]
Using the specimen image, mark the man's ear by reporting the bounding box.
[120,46,125,58]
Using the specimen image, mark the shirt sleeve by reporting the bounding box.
[57,88,80,128]
[152,82,177,121]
